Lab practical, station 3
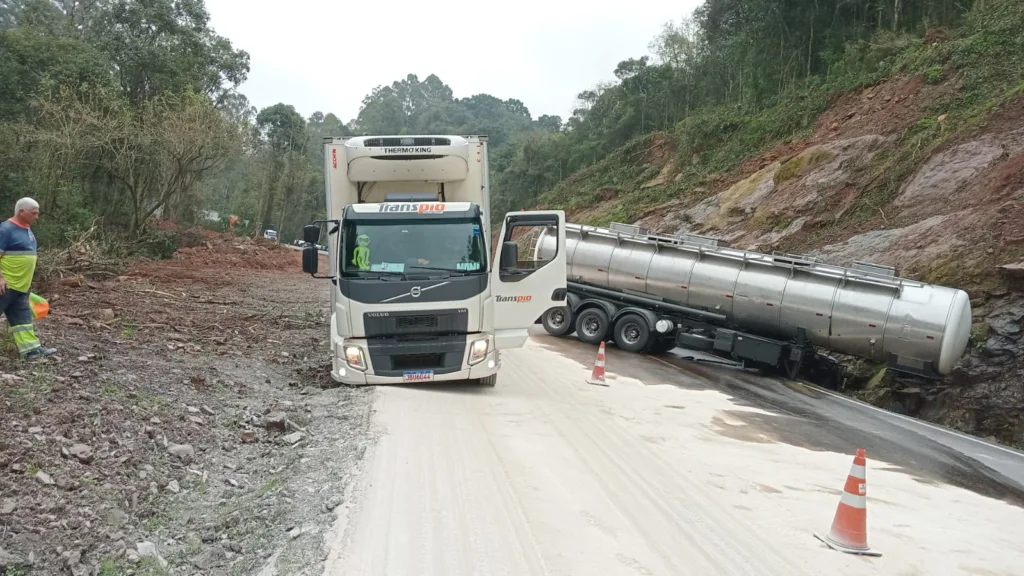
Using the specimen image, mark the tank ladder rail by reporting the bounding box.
[569,222,925,293]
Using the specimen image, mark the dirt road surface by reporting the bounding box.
[1,233,375,574]
[322,329,1024,576]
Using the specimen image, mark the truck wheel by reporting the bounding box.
[475,374,497,387]
[575,308,609,345]
[541,306,575,336]
[613,314,651,353]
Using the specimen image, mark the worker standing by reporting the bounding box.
[0,198,57,360]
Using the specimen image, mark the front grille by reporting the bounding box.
[364,309,468,338]
[393,353,444,370]
[366,334,468,377]
[362,137,451,147]
[396,316,438,330]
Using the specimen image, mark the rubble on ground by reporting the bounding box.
[172,229,302,271]
[0,243,373,574]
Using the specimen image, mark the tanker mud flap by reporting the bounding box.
[783,346,804,380]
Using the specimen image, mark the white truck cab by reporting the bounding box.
[301,135,567,386]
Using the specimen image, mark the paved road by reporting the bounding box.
[549,332,1024,504]
[322,329,1024,576]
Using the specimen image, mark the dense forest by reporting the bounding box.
[1,0,1020,249]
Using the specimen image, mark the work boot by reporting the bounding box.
[24,347,57,361]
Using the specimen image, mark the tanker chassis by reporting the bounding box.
[534,222,973,388]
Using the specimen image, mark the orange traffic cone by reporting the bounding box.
[814,448,882,556]
[587,341,609,386]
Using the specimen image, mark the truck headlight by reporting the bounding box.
[655,319,674,333]
[344,345,367,371]
[468,338,489,365]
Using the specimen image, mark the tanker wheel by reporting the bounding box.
[575,308,609,345]
[613,314,651,353]
[541,306,575,337]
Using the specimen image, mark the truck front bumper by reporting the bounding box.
[330,334,500,386]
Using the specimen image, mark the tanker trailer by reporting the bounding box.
[533,222,972,385]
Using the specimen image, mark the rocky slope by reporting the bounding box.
[541,72,1024,447]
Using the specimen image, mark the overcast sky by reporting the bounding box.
[204,0,702,124]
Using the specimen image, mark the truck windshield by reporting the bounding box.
[341,217,487,276]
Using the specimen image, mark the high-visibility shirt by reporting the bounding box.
[0,218,37,292]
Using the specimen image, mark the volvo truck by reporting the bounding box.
[534,222,971,387]
[300,135,568,386]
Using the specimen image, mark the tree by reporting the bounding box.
[252,103,306,235]
[32,86,238,233]
[85,0,250,107]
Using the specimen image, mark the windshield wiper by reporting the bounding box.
[406,265,476,276]
[348,270,407,280]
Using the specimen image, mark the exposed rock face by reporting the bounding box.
[893,137,1006,216]
[648,135,893,251]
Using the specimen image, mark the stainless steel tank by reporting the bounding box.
[534,223,972,376]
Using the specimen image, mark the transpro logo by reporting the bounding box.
[496,295,533,303]
[378,203,446,214]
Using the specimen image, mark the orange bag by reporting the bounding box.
[30,292,49,320]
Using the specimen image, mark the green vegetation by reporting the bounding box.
[1,0,1021,249]
[520,1,1022,233]
[774,147,835,185]
[839,0,1024,224]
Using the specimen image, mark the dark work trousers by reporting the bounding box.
[0,287,41,356]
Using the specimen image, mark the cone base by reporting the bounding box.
[586,379,609,387]
[814,532,882,557]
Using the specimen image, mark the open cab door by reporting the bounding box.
[491,210,567,349]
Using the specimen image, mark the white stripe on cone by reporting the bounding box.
[588,342,609,386]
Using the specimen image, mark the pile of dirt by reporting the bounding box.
[114,231,308,291]
[172,231,301,271]
[0,252,369,574]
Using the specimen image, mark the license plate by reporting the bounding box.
[402,370,434,383]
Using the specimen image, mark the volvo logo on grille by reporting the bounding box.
[379,281,450,303]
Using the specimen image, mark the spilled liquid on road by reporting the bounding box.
[531,331,1024,508]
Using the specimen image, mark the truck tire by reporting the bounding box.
[613,314,651,353]
[475,374,497,387]
[575,308,610,345]
[541,306,575,336]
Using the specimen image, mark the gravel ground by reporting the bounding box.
[0,239,376,575]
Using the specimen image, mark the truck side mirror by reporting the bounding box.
[303,224,321,245]
[302,246,319,275]
[499,241,518,270]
